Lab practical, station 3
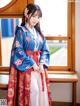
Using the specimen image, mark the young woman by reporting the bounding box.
[7,3,52,106]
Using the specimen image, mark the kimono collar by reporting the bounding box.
[25,23,35,35]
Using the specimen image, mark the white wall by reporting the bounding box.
[75,0,80,103]
[50,1,80,103]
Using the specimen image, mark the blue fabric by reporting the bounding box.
[1,19,13,37]
[10,25,50,71]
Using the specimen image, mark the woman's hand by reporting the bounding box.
[39,64,44,73]
[33,63,39,72]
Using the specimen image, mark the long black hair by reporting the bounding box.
[21,3,44,39]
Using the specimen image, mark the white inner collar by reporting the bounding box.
[26,23,37,40]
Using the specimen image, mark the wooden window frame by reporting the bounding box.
[45,0,75,72]
[0,0,34,71]
[0,0,75,73]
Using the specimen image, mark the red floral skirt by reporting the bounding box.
[7,51,52,106]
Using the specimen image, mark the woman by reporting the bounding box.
[7,3,52,106]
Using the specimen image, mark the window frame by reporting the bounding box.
[0,0,75,73]
[45,0,75,72]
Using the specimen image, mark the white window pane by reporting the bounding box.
[35,0,67,36]
[47,40,67,66]
[0,0,12,8]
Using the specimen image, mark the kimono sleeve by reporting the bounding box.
[11,26,35,71]
[40,39,50,69]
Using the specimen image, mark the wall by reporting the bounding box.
[75,0,80,103]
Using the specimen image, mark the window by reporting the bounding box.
[0,0,34,71]
[35,0,75,71]
[0,0,75,72]
[0,0,12,8]
[0,18,21,66]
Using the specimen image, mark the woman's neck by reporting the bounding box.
[25,23,35,35]
[26,23,33,29]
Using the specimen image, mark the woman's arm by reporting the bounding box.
[11,26,36,71]
[40,39,50,70]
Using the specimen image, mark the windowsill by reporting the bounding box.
[0,66,76,74]
[0,69,78,89]
[47,70,76,74]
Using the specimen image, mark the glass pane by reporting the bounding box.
[0,18,22,66]
[35,0,67,36]
[0,0,12,8]
[47,40,67,66]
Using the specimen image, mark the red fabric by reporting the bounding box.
[40,73,44,91]
[26,51,44,91]
[7,51,52,106]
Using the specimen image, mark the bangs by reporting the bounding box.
[37,10,42,17]
[27,4,42,18]
[33,10,42,18]
[35,5,42,17]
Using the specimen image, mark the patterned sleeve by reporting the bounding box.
[10,26,35,71]
[40,39,50,69]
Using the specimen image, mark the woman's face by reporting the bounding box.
[28,11,41,28]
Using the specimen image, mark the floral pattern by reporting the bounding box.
[15,59,23,66]
[7,25,52,106]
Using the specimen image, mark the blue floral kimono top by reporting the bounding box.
[10,25,50,71]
